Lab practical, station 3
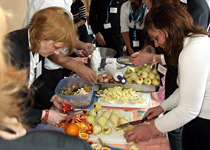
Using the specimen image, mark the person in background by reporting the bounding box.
[125,3,210,150]
[71,0,89,43]
[0,7,92,150]
[89,0,126,58]
[5,7,77,127]
[23,0,97,84]
[120,0,149,55]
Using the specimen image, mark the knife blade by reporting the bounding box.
[116,116,158,128]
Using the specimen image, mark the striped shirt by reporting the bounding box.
[71,0,86,23]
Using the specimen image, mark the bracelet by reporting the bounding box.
[41,109,49,122]
[153,54,156,63]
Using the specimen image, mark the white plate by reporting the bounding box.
[89,110,133,144]
[98,92,151,108]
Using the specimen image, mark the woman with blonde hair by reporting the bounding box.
[5,7,77,127]
[0,7,92,150]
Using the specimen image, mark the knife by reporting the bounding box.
[116,116,158,128]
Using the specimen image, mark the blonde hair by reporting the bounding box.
[29,7,77,55]
[0,8,28,126]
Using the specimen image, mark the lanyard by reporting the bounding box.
[130,4,145,39]
[106,0,113,23]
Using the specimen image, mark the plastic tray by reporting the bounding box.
[55,77,95,109]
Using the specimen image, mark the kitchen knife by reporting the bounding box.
[116,116,158,128]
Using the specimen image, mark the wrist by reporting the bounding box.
[41,109,49,122]
[152,54,156,63]
[77,23,80,28]
[148,122,161,137]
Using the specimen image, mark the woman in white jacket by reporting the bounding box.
[124,2,210,149]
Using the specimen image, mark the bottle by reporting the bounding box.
[104,64,126,84]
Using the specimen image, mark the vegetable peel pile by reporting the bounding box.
[60,85,92,95]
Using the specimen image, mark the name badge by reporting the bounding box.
[104,23,111,29]
[133,40,139,47]
[36,61,42,79]
[158,64,167,75]
[110,7,117,13]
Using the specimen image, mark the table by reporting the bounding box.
[101,92,170,150]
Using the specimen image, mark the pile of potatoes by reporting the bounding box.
[97,74,116,83]
[86,102,132,136]
[124,64,161,85]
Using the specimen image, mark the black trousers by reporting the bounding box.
[165,66,183,150]
[97,33,124,58]
[182,117,210,150]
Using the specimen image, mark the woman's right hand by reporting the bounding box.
[43,110,67,125]
[96,32,106,46]
[143,105,164,120]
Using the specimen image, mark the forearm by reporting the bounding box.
[48,53,80,72]
[76,19,86,27]
[75,39,85,50]
[122,32,133,54]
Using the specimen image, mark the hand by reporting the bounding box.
[75,50,86,57]
[143,105,164,120]
[75,64,97,83]
[130,51,153,67]
[73,57,88,64]
[50,94,71,112]
[46,110,67,125]
[96,32,106,46]
[81,43,95,56]
[124,122,161,143]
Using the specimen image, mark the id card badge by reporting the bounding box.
[104,23,111,29]
[133,40,139,47]
[35,61,42,79]
[158,64,167,75]
[110,7,117,13]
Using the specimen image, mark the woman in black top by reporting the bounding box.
[0,7,91,150]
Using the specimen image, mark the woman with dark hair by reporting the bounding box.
[125,3,210,149]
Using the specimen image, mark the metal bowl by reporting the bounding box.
[95,47,116,58]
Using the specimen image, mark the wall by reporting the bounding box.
[0,0,27,32]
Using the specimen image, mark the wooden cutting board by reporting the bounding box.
[89,110,133,144]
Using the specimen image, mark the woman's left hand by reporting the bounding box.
[130,51,153,67]
[124,122,161,143]
[74,57,88,64]
[50,94,71,112]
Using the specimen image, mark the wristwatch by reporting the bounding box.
[153,54,156,63]
[41,109,49,122]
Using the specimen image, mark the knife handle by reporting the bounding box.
[141,116,158,123]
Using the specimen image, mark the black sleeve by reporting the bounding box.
[22,108,42,128]
[89,0,100,34]
[31,73,54,110]
[187,0,210,30]
[1,130,92,150]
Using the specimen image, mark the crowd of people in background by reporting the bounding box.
[0,0,210,150]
